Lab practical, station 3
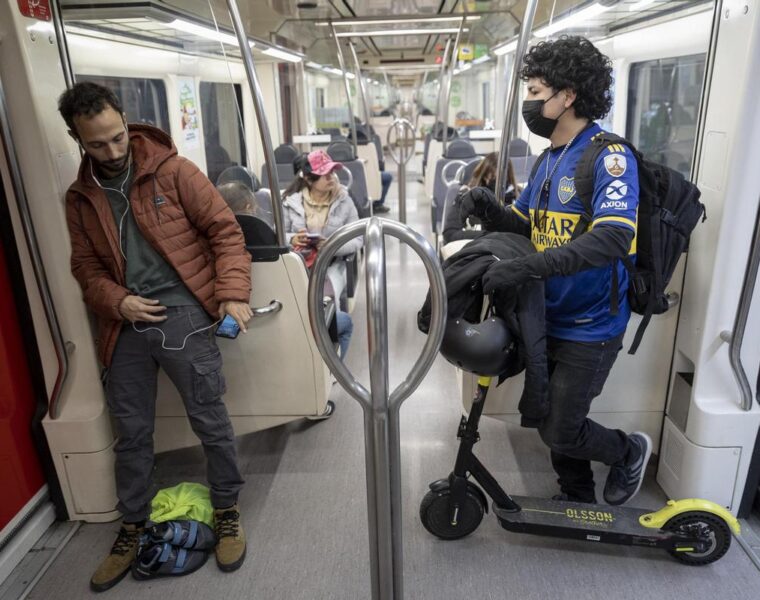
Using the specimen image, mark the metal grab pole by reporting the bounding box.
[331,24,358,156]
[433,38,451,135]
[307,218,447,600]
[349,41,372,126]
[386,119,415,224]
[225,0,286,246]
[442,18,465,157]
[495,0,539,203]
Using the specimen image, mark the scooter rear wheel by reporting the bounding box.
[663,511,732,565]
[420,485,485,540]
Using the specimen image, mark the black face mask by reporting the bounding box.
[522,91,567,139]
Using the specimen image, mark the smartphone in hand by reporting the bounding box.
[215,314,241,339]
[306,233,323,246]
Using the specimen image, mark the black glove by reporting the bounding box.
[482,254,548,294]
[459,186,499,222]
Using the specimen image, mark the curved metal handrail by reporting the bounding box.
[441,160,467,187]
[454,157,484,185]
[307,218,446,409]
[251,300,283,317]
[386,118,415,166]
[724,198,760,411]
[336,164,354,193]
[307,217,446,600]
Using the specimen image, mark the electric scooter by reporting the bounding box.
[420,376,739,565]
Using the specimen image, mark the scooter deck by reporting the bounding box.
[494,496,669,548]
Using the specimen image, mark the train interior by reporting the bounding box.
[1,0,760,598]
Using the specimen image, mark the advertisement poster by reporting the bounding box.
[178,78,200,150]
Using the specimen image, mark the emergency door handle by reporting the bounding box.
[251,300,282,317]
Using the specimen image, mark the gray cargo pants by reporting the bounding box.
[106,305,244,522]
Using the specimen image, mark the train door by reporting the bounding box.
[0,163,46,544]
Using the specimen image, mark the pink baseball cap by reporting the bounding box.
[306,150,342,176]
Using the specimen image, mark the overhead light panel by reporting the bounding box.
[334,28,468,38]
[263,47,303,63]
[492,39,518,56]
[629,0,657,9]
[167,19,243,47]
[534,3,611,38]
[317,16,479,26]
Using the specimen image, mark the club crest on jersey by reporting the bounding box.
[605,180,628,200]
[557,176,575,204]
[604,153,627,177]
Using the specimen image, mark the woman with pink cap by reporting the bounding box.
[283,150,363,358]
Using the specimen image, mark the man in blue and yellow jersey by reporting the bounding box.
[461,36,651,507]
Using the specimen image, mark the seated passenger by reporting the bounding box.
[442,152,519,245]
[217,182,260,217]
[282,150,362,358]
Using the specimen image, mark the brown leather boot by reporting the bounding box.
[90,523,143,592]
[214,505,246,572]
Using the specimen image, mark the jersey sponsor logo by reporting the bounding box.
[529,209,581,251]
[604,153,627,177]
[557,176,576,204]
[605,180,628,201]
[599,200,629,210]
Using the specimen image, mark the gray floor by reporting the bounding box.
[26,168,760,600]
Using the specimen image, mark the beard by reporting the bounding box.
[94,151,130,176]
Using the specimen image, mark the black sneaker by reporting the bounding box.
[373,204,391,214]
[552,492,597,504]
[603,432,652,505]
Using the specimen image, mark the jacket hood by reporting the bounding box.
[71,123,177,195]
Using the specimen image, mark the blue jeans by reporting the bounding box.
[536,333,630,501]
[336,310,353,358]
[376,171,393,205]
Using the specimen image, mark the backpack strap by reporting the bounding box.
[529,147,551,184]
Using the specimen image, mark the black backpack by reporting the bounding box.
[530,132,706,354]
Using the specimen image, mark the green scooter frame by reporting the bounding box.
[420,377,739,565]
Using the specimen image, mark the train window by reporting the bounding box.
[77,75,169,133]
[199,82,247,185]
[626,54,706,178]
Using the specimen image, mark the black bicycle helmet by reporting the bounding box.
[439,313,516,377]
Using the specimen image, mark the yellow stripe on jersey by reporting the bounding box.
[511,204,529,222]
[592,215,637,230]
[606,143,626,154]
[591,216,638,255]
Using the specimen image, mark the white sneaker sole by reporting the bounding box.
[628,431,653,502]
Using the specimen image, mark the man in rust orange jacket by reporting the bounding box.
[59,82,250,591]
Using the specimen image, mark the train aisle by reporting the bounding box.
[21,165,760,600]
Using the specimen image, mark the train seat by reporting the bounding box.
[327,141,371,217]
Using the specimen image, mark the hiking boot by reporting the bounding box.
[552,492,597,504]
[90,523,144,592]
[214,505,246,572]
[603,432,652,505]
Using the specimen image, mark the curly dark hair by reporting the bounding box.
[58,82,123,134]
[520,36,613,121]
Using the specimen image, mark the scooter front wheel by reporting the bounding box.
[420,485,485,540]
[663,511,732,565]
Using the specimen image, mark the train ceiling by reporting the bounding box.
[60,0,712,77]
